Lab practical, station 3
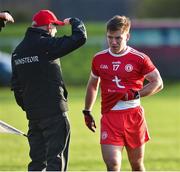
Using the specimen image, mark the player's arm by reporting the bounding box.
[84,73,100,111]
[11,54,25,111]
[11,71,25,111]
[82,73,100,132]
[44,18,87,60]
[139,68,163,97]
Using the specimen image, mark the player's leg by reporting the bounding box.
[42,113,70,171]
[100,111,125,171]
[126,144,145,171]
[124,106,150,171]
[27,120,46,171]
[101,144,123,171]
[59,114,70,171]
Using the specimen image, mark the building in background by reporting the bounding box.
[0,0,138,22]
[0,0,180,83]
[130,19,180,79]
[51,0,138,21]
[0,0,49,22]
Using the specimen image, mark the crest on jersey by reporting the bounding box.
[125,64,133,72]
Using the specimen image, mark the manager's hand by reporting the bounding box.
[63,18,71,25]
[0,11,14,31]
[0,11,14,23]
[82,110,96,132]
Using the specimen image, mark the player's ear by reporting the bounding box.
[126,33,130,41]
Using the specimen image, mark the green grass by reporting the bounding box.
[0,83,180,171]
[0,22,105,38]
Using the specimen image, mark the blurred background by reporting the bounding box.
[0,0,180,171]
[0,0,180,85]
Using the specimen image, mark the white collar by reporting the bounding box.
[108,46,130,57]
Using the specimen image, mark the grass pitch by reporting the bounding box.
[0,83,180,171]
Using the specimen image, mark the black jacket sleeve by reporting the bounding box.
[11,57,25,111]
[42,18,87,60]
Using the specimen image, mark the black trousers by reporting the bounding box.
[27,112,70,171]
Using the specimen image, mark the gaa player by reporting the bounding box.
[83,15,163,171]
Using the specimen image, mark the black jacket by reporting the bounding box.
[11,18,87,120]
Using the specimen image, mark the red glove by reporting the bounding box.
[82,110,96,132]
[122,89,140,101]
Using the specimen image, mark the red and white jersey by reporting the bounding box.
[91,46,156,113]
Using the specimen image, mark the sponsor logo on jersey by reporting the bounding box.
[112,61,121,64]
[112,76,125,88]
[125,64,133,72]
[108,89,116,92]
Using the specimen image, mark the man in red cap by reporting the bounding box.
[11,9,87,171]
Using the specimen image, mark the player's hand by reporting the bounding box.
[0,12,14,23]
[63,18,71,25]
[122,89,140,101]
[82,110,96,132]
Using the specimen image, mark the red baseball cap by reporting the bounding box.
[32,10,65,27]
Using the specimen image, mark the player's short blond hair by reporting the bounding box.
[106,15,131,33]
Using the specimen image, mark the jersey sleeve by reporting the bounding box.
[141,55,156,75]
[91,56,99,78]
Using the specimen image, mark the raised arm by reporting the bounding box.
[45,17,87,59]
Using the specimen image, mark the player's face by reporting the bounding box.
[107,30,130,54]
